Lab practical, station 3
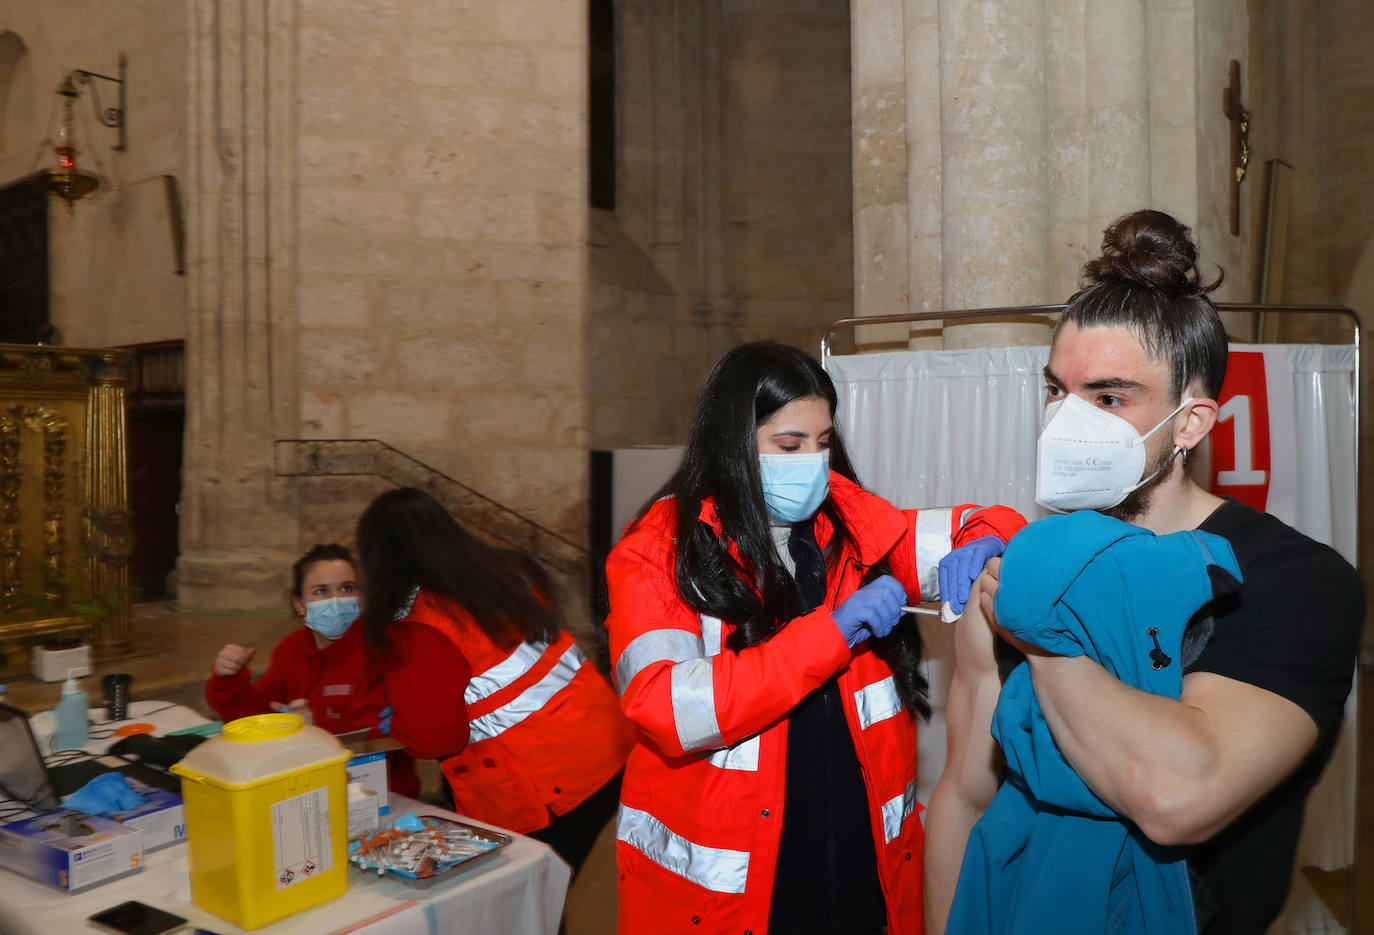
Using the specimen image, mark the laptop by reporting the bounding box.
[0,702,180,816]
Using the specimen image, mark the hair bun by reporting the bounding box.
[1081,210,1217,297]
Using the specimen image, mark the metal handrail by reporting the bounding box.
[820,302,1356,364]
[273,438,587,574]
[821,302,1361,553]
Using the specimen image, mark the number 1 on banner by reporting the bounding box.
[1216,395,1267,486]
[1209,350,1273,511]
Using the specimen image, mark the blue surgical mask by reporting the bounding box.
[758,451,830,523]
[304,596,360,640]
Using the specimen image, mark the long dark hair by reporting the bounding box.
[637,341,929,718]
[355,487,564,652]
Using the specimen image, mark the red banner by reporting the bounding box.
[1208,350,1272,510]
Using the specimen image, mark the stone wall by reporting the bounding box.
[291,0,591,545]
[7,0,1317,615]
[588,209,694,447]
[721,0,855,352]
[588,0,855,450]
[0,5,188,347]
[1192,0,1250,306]
[173,0,592,609]
[1248,0,1374,327]
[850,0,1251,348]
[6,1,600,609]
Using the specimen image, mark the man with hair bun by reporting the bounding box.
[926,210,1363,934]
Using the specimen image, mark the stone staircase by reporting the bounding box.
[274,439,593,639]
[275,439,586,573]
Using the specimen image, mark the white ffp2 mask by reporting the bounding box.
[1035,394,1193,512]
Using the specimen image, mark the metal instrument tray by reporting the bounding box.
[349,814,510,888]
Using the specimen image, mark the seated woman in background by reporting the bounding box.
[355,487,634,873]
[204,543,417,796]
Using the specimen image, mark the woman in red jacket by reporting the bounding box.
[204,544,419,796]
[355,487,634,873]
[604,341,1024,934]
[206,544,380,729]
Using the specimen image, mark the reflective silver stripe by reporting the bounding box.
[706,733,760,771]
[881,779,919,843]
[465,640,548,705]
[694,613,759,769]
[615,629,703,695]
[699,614,723,655]
[468,643,585,742]
[914,507,955,600]
[618,613,730,755]
[671,657,722,752]
[617,804,750,895]
[854,677,904,730]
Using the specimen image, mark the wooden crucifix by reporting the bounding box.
[1223,59,1251,236]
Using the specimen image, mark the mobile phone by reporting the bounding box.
[88,900,188,935]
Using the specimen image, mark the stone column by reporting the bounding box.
[851,0,1243,350]
[903,0,945,347]
[850,0,913,347]
[1086,0,1152,226]
[1044,0,1153,298]
[937,0,1054,349]
[177,0,301,610]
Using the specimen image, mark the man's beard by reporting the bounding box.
[1102,439,1180,523]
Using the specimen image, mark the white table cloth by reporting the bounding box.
[1,703,571,935]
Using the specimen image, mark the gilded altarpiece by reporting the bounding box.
[0,346,131,670]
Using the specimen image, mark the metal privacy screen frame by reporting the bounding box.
[820,302,1365,933]
[821,302,1361,567]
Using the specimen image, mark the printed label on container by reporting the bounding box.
[272,786,332,890]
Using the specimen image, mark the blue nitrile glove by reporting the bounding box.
[832,575,907,647]
[937,535,1006,615]
[377,705,393,737]
[392,811,426,832]
[62,772,147,816]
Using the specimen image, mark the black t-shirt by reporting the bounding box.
[1185,497,1364,934]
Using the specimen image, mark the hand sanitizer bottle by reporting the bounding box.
[53,668,89,750]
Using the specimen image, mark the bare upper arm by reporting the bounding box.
[942,666,1003,808]
[940,575,1005,809]
[923,591,1005,935]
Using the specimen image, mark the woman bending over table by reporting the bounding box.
[356,487,634,873]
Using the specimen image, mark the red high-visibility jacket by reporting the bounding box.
[205,623,384,730]
[404,588,636,833]
[605,474,1025,934]
[205,623,422,798]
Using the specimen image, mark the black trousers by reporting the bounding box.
[530,770,623,875]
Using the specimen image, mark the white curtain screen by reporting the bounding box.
[828,344,1358,934]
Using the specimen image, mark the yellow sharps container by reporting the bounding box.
[171,713,351,929]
